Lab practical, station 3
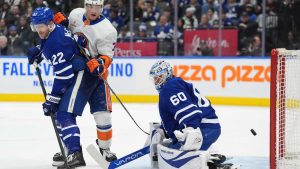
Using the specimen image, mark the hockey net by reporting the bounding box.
[270,49,300,169]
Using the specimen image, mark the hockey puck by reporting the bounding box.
[250,129,257,136]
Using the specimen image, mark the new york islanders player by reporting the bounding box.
[149,61,234,169]
[53,0,118,164]
[27,7,90,169]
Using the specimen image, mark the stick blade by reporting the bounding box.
[86,144,110,169]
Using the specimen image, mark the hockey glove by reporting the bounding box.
[174,127,203,151]
[54,12,69,27]
[42,94,61,116]
[86,58,107,79]
[27,46,43,65]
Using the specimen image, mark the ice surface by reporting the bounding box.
[0,102,269,169]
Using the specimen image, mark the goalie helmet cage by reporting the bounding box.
[270,48,300,169]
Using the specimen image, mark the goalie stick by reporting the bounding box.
[86,144,239,169]
[86,144,150,169]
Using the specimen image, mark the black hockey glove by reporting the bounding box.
[27,46,43,65]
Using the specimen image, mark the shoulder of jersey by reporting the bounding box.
[45,25,71,53]
[47,25,64,44]
[99,17,117,34]
[162,77,185,93]
[69,8,85,19]
[56,25,70,37]
[68,8,85,27]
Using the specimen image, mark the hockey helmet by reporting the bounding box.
[85,0,104,6]
[31,7,54,25]
[85,0,104,14]
[149,60,173,91]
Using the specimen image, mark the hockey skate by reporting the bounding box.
[210,154,226,165]
[208,154,240,169]
[95,139,117,162]
[52,145,68,166]
[57,151,86,169]
[99,147,117,162]
[208,163,240,169]
[52,152,64,166]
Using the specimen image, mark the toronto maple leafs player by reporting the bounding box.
[149,61,238,169]
[27,7,93,169]
[53,0,118,164]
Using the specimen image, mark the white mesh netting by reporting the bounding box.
[275,49,300,169]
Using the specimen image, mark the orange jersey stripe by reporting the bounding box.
[97,129,112,141]
[105,83,112,112]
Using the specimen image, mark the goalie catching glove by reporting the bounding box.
[86,55,112,80]
[174,127,203,151]
[42,94,61,116]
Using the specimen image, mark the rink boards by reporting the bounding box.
[0,56,270,106]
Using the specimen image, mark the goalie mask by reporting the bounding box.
[149,61,173,92]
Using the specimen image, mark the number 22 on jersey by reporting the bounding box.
[52,52,66,65]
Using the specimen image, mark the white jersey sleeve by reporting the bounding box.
[68,8,117,59]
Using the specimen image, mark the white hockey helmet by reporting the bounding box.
[85,0,104,6]
[149,60,173,92]
[85,0,104,13]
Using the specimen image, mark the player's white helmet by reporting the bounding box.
[85,0,104,13]
[85,0,104,6]
[149,61,173,91]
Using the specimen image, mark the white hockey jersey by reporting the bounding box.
[68,8,117,58]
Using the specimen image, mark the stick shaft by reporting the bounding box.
[35,66,70,169]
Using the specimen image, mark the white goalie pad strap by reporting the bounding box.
[93,111,111,126]
[157,144,209,169]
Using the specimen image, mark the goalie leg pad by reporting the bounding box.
[157,144,210,169]
[149,122,165,168]
[93,111,112,149]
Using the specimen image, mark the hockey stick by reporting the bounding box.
[75,43,149,135]
[86,144,150,169]
[33,63,70,169]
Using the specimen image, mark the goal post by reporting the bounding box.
[270,48,300,169]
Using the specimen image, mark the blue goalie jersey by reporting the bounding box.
[40,25,81,96]
[159,77,221,141]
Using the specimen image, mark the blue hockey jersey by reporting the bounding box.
[40,25,81,96]
[159,77,220,141]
